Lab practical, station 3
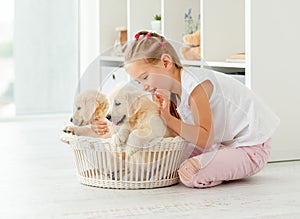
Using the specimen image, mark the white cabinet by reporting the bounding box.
[98,0,246,73]
[99,0,127,53]
[128,0,161,38]
[201,0,245,62]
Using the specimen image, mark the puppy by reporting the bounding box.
[63,90,111,138]
[107,83,175,153]
[105,83,179,180]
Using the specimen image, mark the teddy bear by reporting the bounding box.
[180,30,201,60]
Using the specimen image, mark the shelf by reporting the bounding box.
[181,60,245,68]
[97,0,246,73]
[100,55,245,69]
[205,61,245,68]
[100,55,124,62]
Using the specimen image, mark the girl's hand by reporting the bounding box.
[154,92,172,123]
[91,119,109,136]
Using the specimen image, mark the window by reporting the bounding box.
[0,0,79,118]
[0,0,15,118]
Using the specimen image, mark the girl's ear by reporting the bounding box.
[160,54,173,70]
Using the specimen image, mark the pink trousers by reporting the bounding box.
[178,139,272,188]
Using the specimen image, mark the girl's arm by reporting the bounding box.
[157,81,214,150]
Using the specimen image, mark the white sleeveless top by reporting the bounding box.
[176,67,280,149]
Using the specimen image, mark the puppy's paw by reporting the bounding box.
[63,126,76,135]
[111,133,127,146]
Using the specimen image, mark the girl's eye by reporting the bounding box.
[143,75,148,80]
[115,102,121,106]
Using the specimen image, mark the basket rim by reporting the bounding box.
[62,133,185,142]
[61,133,187,151]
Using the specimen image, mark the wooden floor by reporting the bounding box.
[1,115,300,219]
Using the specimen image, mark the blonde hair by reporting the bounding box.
[124,31,182,70]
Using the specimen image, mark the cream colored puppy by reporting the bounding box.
[107,83,174,152]
[63,90,111,138]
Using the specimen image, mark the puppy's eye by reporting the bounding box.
[77,107,81,110]
[115,102,121,106]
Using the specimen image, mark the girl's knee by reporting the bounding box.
[178,170,194,188]
[178,157,223,188]
[178,166,222,188]
[178,158,200,187]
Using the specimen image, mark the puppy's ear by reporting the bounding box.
[129,97,141,117]
[84,97,97,121]
[129,95,149,117]
[93,92,109,119]
[96,93,109,110]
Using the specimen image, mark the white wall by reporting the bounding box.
[14,0,78,114]
[80,0,99,75]
[78,0,101,94]
[203,0,245,61]
[164,0,200,43]
[249,0,300,161]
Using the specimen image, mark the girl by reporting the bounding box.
[92,31,280,188]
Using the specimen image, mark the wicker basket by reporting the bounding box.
[61,134,187,189]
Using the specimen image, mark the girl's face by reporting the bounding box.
[125,59,175,94]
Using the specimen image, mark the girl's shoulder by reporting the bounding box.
[180,67,212,97]
[182,66,219,84]
[183,66,219,77]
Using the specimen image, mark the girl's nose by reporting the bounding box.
[143,84,150,91]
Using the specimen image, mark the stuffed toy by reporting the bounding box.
[180,30,201,60]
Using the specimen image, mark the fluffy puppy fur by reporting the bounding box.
[107,83,175,154]
[63,90,111,138]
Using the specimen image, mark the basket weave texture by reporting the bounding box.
[63,134,187,189]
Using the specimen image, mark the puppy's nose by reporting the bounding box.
[70,117,73,122]
[106,114,111,121]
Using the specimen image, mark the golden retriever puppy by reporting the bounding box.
[107,83,175,153]
[63,90,111,138]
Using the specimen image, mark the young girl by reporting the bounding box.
[92,31,280,188]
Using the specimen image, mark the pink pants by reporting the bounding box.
[178,139,272,188]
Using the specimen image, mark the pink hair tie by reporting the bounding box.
[160,41,166,47]
[146,33,151,39]
[135,33,140,40]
